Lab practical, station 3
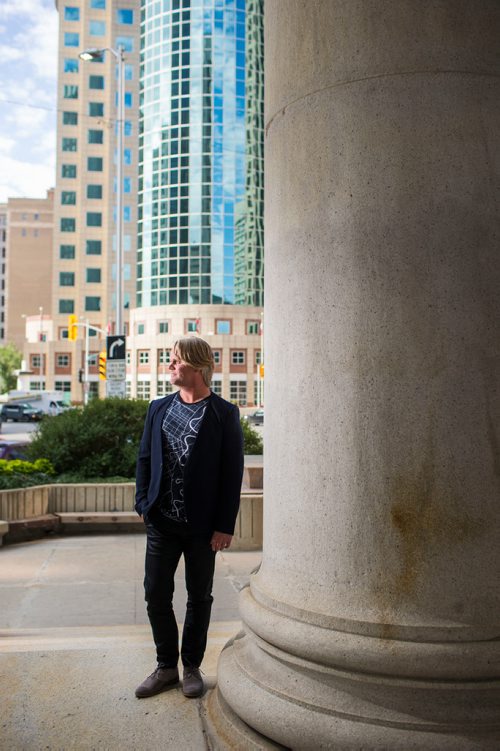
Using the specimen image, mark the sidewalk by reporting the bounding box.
[0,534,261,750]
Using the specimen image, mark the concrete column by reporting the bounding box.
[214,1,500,748]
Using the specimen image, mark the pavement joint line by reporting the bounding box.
[0,621,242,653]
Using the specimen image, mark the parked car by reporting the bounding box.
[0,441,29,460]
[0,402,44,422]
[243,409,264,425]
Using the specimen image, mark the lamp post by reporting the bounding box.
[39,306,44,383]
[79,46,125,337]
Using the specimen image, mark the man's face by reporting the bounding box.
[169,349,197,388]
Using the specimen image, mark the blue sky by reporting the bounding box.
[0,0,58,203]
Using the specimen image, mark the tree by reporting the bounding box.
[28,398,149,480]
[0,343,22,394]
[241,418,263,454]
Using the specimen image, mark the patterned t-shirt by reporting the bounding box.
[158,392,210,523]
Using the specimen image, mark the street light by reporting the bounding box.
[39,306,44,381]
[79,46,125,336]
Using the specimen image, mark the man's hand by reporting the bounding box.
[211,531,233,552]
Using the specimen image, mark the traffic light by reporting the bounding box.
[68,314,78,341]
[99,351,107,381]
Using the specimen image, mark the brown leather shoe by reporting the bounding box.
[182,666,204,698]
[135,666,179,698]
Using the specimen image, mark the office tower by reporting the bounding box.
[5,192,54,353]
[50,0,140,397]
[131,0,264,405]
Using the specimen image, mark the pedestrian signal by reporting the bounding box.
[99,351,107,381]
[68,314,78,341]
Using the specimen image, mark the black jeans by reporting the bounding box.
[144,516,216,669]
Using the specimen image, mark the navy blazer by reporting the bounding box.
[135,391,244,535]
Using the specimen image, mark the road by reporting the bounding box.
[0,421,39,442]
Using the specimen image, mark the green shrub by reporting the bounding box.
[0,457,56,489]
[27,398,149,480]
[241,418,263,455]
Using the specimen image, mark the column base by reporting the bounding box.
[216,590,500,750]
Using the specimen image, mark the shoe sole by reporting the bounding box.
[135,678,180,699]
[182,685,204,698]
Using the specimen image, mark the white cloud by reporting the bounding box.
[0,153,54,202]
[0,0,57,201]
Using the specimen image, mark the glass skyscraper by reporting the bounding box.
[137,0,264,309]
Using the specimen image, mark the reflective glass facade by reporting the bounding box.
[138,0,264,307]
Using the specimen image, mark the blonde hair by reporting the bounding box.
[173,337,214,387]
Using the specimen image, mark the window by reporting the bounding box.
[56,354,70,368]
[124,92,132,108]
[123,148,132,164]
[123,177,131,193]
[64,6,79,20]
[247,320,260,335]
[116,36,134,52]
[60,218,76,232]
[88,157,103,171]
[62,164,76,178]
[86,212,102,227]
[63,84,78,99]
[211,380,222,396]
[61,191,76,205]
[63,111,78,124]
[85,296,101,311]
[64,32,79,47]
[87,184,102,199]
[60,244,75,259]
[55,381,71,392]
[59,299,74,314]
[213,350,221,365]
[60,272,75,286]
[157,379,173,397]
[137,323,145,335]
[158,321,169,334]
[158,349,170,364]
[186,319,199,333]
[216,319,231,335]
[31,355,41,369]
[138,351,149,364]
[89,75,104,89]
[231,350,246,365]
[117,8,134,23]
[88,129,103,144]
[63,58,79,73]
[90,20,106,35]
[91,0,106,7]
[126,351,131,365]
[62,137,77,152]
[89,102,104,117]
[124,67,133,82]
[86,268,101,283]
[86,240,101,255]
[255,350,262,365]
[137,381,151,399]
[230,380,247,406]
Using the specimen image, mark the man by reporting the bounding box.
[134,336,244,699]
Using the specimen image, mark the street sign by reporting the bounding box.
[106,361,126,381]
[106,336,126,397]
[107,335,126,360]
[106,380,127,398]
